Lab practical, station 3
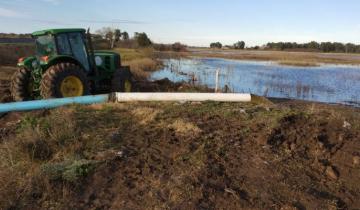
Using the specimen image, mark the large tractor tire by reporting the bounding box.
[111,67,134,92]
[10,67,34,101]
[40,63,90,99]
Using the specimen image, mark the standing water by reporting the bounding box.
[151,58,360,106]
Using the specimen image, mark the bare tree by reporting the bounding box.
[95,27,119,49]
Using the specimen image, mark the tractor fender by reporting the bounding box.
[45,56,86,71]
[17,56,36,70]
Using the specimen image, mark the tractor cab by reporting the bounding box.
[32,29,92,72]
[12,28,132,101]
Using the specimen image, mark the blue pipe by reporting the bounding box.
[0,94,110,113]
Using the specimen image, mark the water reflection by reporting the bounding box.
[150,58,360,107]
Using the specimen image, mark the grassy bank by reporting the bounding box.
[190,48,360,67]
[0,98,359,209]
[113,48,162,80]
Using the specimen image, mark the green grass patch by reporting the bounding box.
[41,159,98,183]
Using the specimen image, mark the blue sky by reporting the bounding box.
[1,0,360,46]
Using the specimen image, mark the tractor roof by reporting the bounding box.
[32,28,86,36]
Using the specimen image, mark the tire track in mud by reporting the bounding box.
[0,79,11,103]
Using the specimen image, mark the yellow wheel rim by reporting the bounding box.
[60,76,84,97]
[124,80,132,92]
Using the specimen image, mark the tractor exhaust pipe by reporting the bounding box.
[87,28,99,77]
[0,93,251,114]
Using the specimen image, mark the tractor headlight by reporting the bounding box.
[32,60,39,68]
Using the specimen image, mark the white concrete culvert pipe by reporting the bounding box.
[114,93,251,102]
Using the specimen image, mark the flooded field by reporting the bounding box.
[151,58,360,106]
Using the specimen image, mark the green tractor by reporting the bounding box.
[11,28,133,101]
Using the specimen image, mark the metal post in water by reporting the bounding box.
[215,69,220,93]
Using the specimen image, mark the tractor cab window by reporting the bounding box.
[68,33,90,71]
[56,34,72,55]
[35,35,56,56]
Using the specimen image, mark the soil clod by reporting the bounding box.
[325,166,340,180]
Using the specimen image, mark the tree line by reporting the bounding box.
[265,42,360,53]
[210,41,246,50]
[210,40,360,53]
[94,27,148,49]
[0,33,31,39]
[94,27,186,52]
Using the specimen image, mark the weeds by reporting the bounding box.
[114,48,152,62]
[41,159,97,183]
[125,58,160,80]
[169,119,202,136]
[0,108,102,209]
[17,115,42,131]
[278,60,320,67]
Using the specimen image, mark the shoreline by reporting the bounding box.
[187,55,360,69]
[188,48,360,67]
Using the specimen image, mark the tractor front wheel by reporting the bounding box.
[111,67,133,92]
[40,63,90,99]
[10,67,34,101]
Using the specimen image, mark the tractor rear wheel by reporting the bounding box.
[10,67,34,101]
[40,63,90,99]
[111,67,133,92]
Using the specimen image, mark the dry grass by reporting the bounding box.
[131,107,162,125]
[0,107,109,209]
[125,58,160,80]
[113,48,161,80]
[191,48,360,66]
[168,119,202,136]
[113,48,155,62]
[278,60,320,67]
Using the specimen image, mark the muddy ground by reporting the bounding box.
[0,94,359,209]
[0,66,13,102]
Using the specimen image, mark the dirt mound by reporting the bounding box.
[1,101,359,210]
[266,112,360,209]
[268,113,345,159]
[66,106,360,210]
